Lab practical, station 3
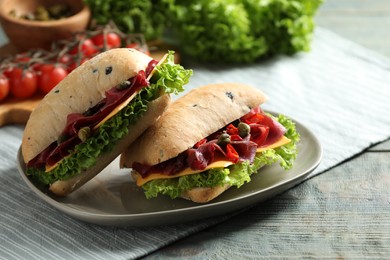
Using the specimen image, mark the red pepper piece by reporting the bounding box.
[194,138,207,148]
[226,143,239,163]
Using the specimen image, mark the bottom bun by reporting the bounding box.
[180,184,231,203]
[49,94,170,196]
[131,171,231,203]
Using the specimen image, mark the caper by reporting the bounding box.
[78,127,91,142]
[57,134,67,145]
[238,122,250,138]
[116,80,131,90]
[217,133,231,145]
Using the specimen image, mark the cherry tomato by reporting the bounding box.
[126,43,139,49]
[9,68,38,99]
[31,62,43,72]
[58,54,72,65]
[15,52,30,62]
[3,67,14,78]
[69,38,97,57]
[57,54,75,72]
[0,75,10,101]
[38,64,68,94]
[91,32,121,49]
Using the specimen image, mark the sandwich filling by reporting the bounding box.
[133,108,300,199]
[26,51,193,187]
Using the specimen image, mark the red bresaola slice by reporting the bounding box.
[133,109,285,178]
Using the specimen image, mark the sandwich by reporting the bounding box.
[22,48,192,196]
[120,83,300,203]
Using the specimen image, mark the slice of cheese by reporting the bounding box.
[46,161,61,172]
[135,135,291,186]
[45,155,68,172]
[93,91,138,130]
[257,135,291,152]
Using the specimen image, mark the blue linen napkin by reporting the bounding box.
[0,27,389,259]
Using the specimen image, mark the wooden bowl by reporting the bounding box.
[0,0,90,51]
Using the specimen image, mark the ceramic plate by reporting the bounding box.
[17,115,322,227]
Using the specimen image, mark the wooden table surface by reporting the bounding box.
[144,0,390,258]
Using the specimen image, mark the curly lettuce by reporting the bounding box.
[142,114,300,199]
[27,52,192,186]
[83,0,322,63]
[83,0,175,40]
[170,0,323,63]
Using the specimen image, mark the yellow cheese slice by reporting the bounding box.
[256,135,291,152]
[45,161,60,172]
[135,135,291,186]
[93,91,138,130]
[45,155,68,172]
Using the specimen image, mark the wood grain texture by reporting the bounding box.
[0,94,43,126]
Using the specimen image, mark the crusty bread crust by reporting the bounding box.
[120,83,267,167]
[131,171,230,203]
[22,48,152,163]
[49,95,170,196]
[180,184,231,203]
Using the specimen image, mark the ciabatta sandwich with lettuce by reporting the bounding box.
[22,48,192,196]
[120,83,299,203]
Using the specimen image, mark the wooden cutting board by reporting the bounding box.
[0,42,177,127]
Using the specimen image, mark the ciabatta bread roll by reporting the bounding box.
[22,48,192,196]
[120,83,300,203]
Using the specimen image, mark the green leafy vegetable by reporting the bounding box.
[170,0,323,63]
[83,0,174,40]
[171,0,267,63]
[83,0,322,63]
[141,114,300,199]
[27,52,192,186]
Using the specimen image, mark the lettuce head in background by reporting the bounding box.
[84,0,323,63]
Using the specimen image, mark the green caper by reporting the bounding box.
[238,122,250,138]
[116,80,131,90]
[217,133,231,146]
[57,134,68,145]
[78,127,91,142]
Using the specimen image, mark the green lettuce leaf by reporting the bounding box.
[142,114,300,199]
[83,0,174,41]
[27,52,192,186]
[170,0,323,63]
